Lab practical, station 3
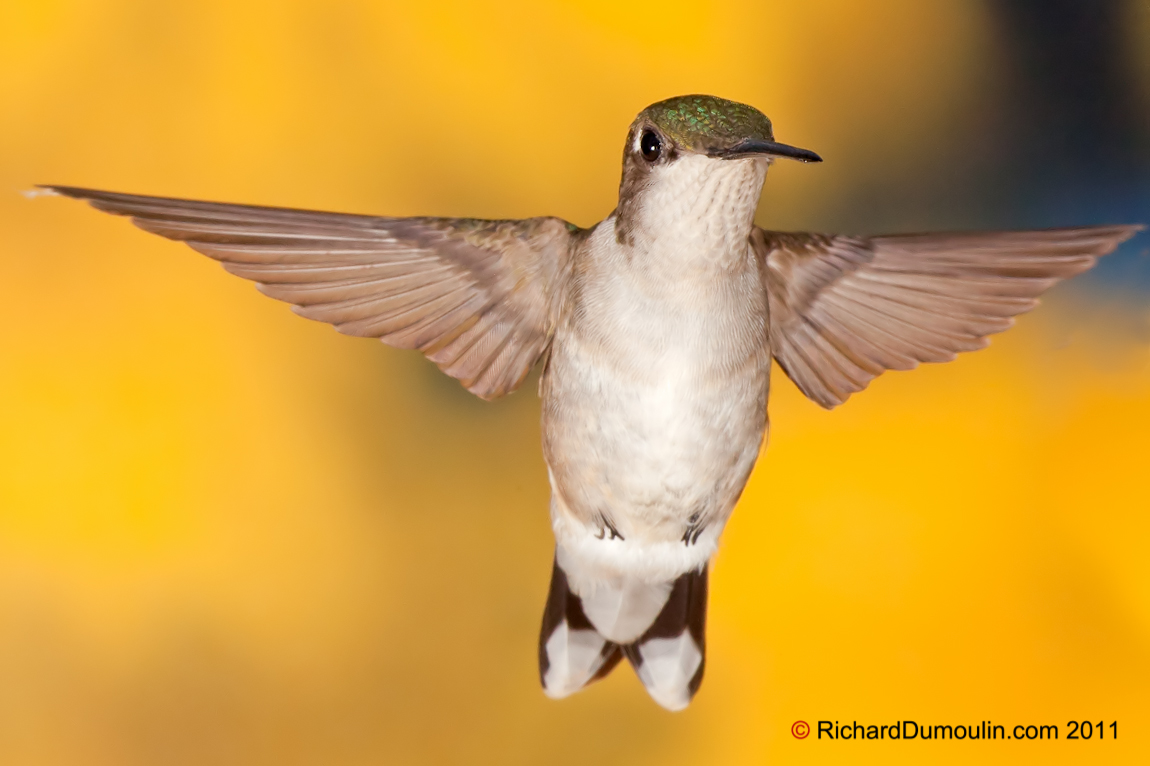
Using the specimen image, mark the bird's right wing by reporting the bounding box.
[754,225,1143,409]
[46,185,579,400]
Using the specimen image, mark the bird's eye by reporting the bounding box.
[640,130,662,162]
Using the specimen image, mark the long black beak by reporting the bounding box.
[710,139,822,163]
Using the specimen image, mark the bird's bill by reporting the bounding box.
[710,139,822,163]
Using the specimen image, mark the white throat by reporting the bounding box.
[628,154,768,264]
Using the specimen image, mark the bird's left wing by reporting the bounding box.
[46,185,578,400]
[754,224,1143,409]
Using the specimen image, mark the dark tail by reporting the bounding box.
[538,557,708,710]
[621,564,708,710]
[538,559,624,699]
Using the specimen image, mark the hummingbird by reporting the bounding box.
[42,94,1141,711]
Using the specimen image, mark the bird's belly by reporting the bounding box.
[542,323,769,548]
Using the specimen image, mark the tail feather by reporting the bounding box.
[538,555,708,710]
[538,559,624,699]
[622,566,708,711]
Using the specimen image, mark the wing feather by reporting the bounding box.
[755,224,1143,408]
[48,185,576,400]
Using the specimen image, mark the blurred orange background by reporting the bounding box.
[1,1,1148,764]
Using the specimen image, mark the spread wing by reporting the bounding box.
[754,225,1143,409]
[47,185,578,400]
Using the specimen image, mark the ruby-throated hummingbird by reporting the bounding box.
[42,95,1142,711]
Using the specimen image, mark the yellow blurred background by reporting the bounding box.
[1,1,1148,764]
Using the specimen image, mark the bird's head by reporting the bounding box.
[615,95,820,249]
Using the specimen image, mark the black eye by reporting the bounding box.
[640,130,662,161]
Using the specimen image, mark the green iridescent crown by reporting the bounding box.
[638,95,774,152]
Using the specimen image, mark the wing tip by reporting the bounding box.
[23,186,60,199]
[1101,223,1146,253]
[33,184,143,217]
[34,184,97,201]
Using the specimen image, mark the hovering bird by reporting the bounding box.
[42,95,1141,711]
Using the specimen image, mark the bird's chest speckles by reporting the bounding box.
[541,236,770,541]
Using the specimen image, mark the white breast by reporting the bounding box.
[541,211,771,584]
